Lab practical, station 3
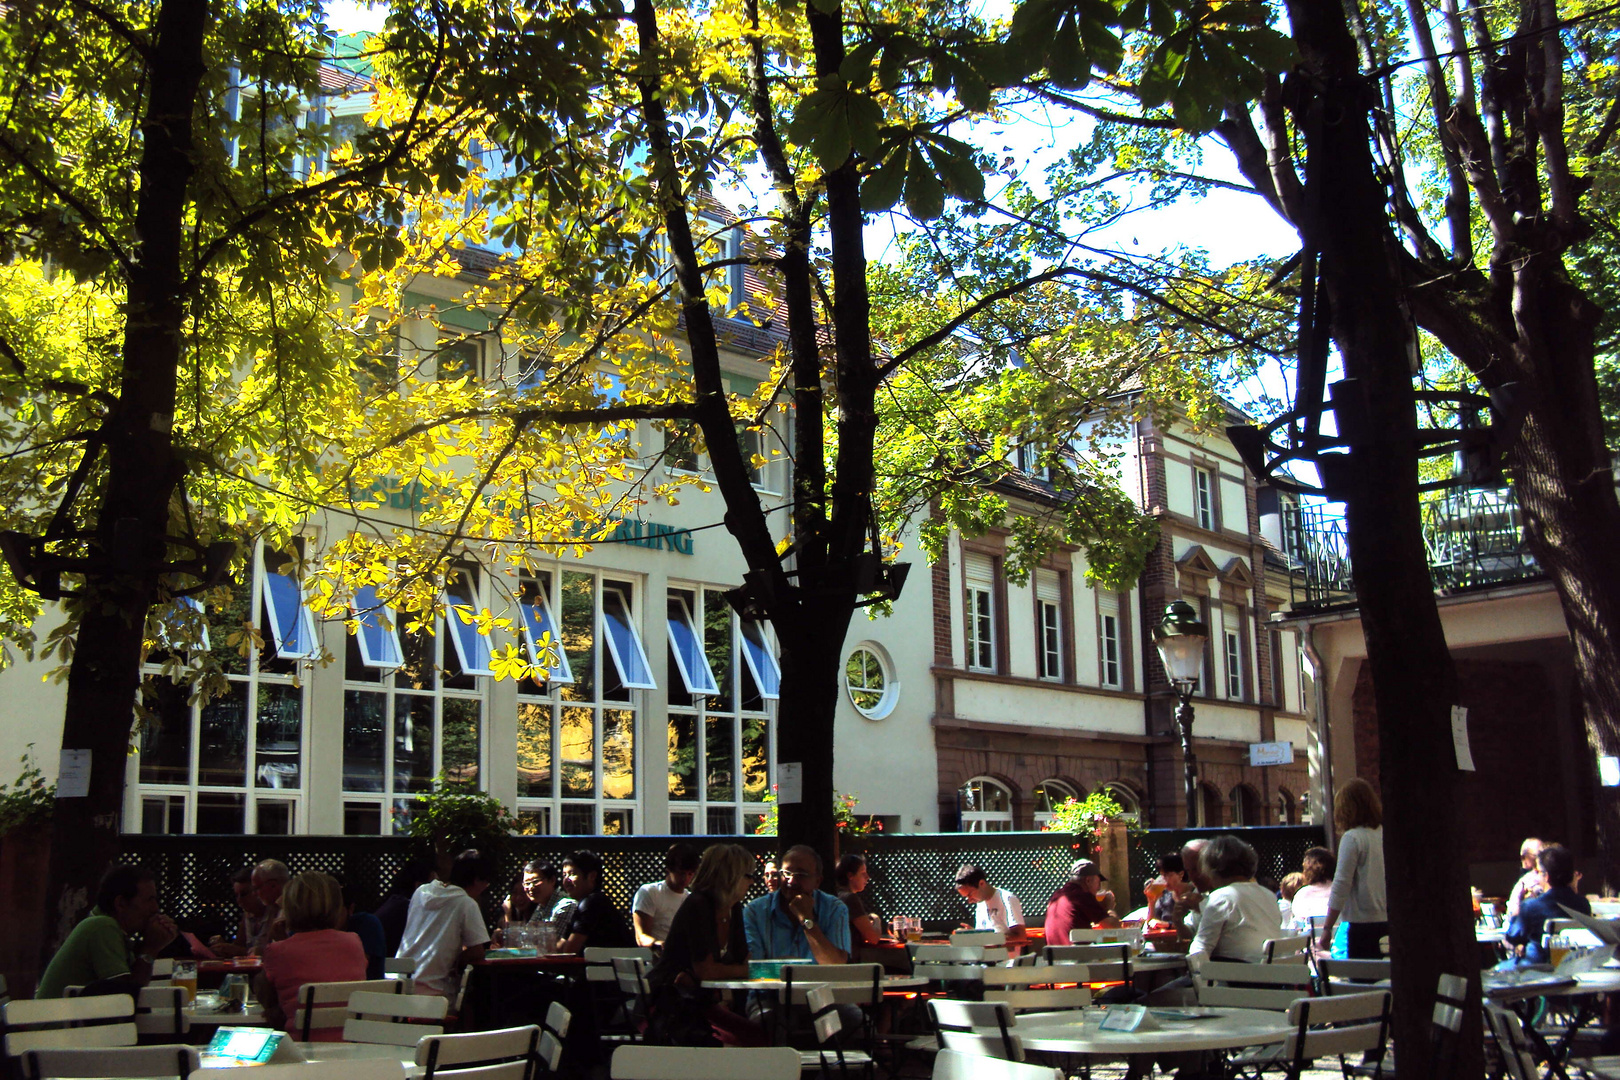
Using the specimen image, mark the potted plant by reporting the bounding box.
[1040,790,1142,891]
[404,772,518,879]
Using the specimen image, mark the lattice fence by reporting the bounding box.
[119,825,1324,939]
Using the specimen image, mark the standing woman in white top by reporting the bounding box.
[1317,778,1388,960]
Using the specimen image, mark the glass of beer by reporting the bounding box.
[172,960,198,1004]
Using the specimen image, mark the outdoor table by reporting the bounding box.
[462,953,588,1031]
[197,959,262,991]
[185,1002,268,1027]
[700,974,929,1001]
[1486,968,1620,1080]
[294,1041,420,1064]
[1007,1005,1295,1057]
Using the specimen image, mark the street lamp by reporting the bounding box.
[1153,599,1209,826]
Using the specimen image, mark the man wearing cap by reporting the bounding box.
[954,864,1028,951]
[1044,859,1121,946]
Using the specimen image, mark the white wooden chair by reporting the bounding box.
[609,956,651,1041]
[1317,957,1392,993]
[783,963,884,1004]
[149,960,174,980]
[233,1063,406,1080]
[1191,957,1315,1011]
[293,979,402,1041]
[382,957,418,984]
[541,1000,571,1041]
[1230,989,1390,1080]
[933,1049,1063,1080]
[416,1024,541,1080]
[981,966,1092,1012]
[1429,973,1468,1080]
[584,948,653,1044]
[909,944,1004,982]
[135,986,190,1040]
[342,989,448,1046]
[929,999,1023,1062]
[1262,935,1313,964]
[1485,1003,1540,1080]
[949,930,1004,947]
[610,1045,801,1079]
[13,1045,201,1080]
[1039,944,1132,985]
[1067,927,1140,946]
[3,997,138,1056]
[805,985,877,1080]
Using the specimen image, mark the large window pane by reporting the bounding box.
[742,715,769,802]
[198,682,249,787]
[560,706,595,797]
[206,587,252,676]
[196,792,245,834]
[703,601,733,713]
[256,800,294,834]
[254,683,301,789]
[342,690,386,793]
[706,715,734,802]
[139,679,191,786]
[344,802,382,834]
[397,618,436,691]
[561,803,594,835]
[668,715,697,801]
[393,694,435,794]
[442,697,481,785]
[602,709,634,799]
[559,573,596,703]
[517,700,552,798]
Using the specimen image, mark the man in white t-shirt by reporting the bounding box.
[398,850,493,996]
[954,864,1028,950]
[632,843,700,949]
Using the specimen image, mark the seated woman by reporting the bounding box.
[1505,843,1589,966]
[835,855,882,946]
[1190,835,1284,963]
[644,843,767,1047]
[254,871,368,1038]
[1290,847,1335,928]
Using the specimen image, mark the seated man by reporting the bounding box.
[1044,859,1121,945]
[523,861,576,928]
[38,865,179,998]
[556,849,633,953]
[633,843,700,949]
[208,866,267,958]
[743,845,853,1024]
[398,849,492,996]
[1507,843,1589,965]
[954,864,1028,951]
[250,858,291,951]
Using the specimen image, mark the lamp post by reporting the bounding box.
[1153,600,1210,826]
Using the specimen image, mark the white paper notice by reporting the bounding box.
[1451,706,1475,772]
[58,749,91,798]
[777,762,803,805]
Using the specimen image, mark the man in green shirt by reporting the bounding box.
[37,865,179,998]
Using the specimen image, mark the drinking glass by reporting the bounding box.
[172,960,197,1004]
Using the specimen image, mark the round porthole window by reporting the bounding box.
[844,642,898,720]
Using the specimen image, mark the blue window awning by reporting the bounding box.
[738,618,781,700]
[666,594,718,696]
[519,585,574,684]
[351,584,403,669]
[444,576,494,677]
[601,586,656,690]
[260,556,319,661]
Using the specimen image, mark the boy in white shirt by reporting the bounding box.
[953,864,1028,951]
[398,849,492,996]
[632,843,700,949]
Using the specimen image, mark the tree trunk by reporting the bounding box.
[43,0,208,951]
[774,602,853,869]
[1284,1,1486,1075]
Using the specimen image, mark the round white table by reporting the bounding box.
[295,1041,421,1065]
[186,1003,268,1027]
[702,974,928,994]
[1011,1006,1295,1055]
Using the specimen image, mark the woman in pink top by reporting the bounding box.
[1290,847,1336,925]
[255,871,367,1039]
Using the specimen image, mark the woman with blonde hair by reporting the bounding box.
[255,871,367,1037]
[644,843,765,1046]
[1317,778,1387,960]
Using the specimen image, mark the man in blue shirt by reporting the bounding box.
[1507,843,1589,965]
[744,844,851,962]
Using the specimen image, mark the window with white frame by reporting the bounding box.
[340,567,489,835]
[512,570,653,836]
[1032,779,1079,828]
[1035,570,1062,681]
[1101,782,1143,825]
[436,334,483,383]
[959,776,1014,832]
[845,643,898,720]
[136,544,313,835]
[1098,590,1122,689]
[666,585,775,835]
[964,551,996,672]
[1224,623,1244,700]
[1193,466,1215,530]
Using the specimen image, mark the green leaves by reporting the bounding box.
[1007,0,1124,87]
[861,129,985,219]
[786,75,883,171]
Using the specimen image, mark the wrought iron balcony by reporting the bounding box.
[1281,486,1540,611]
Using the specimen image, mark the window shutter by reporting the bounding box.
[1096,589,1119,618]
[964,551,994,590]
[1035,569,1061,605]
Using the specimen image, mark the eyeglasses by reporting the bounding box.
[784,871,816,882]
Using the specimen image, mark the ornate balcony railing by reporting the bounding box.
[1283,486,1540,610]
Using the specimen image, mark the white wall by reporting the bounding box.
[0,606,71,784]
